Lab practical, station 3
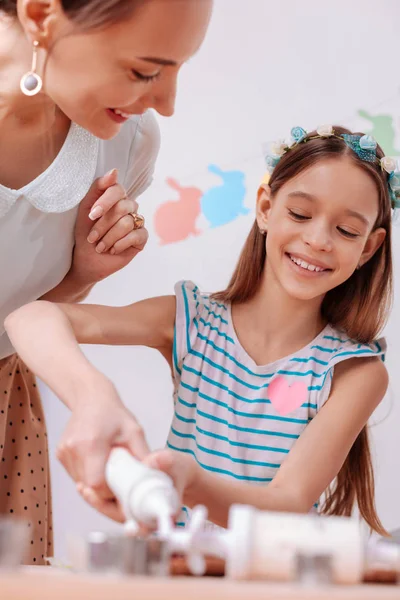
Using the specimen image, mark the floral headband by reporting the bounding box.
[264,125,400,210]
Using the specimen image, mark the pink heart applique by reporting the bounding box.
[268,376,308,416]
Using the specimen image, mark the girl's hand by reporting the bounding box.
[69,169,148,287]
[76,449,199,524]
[143,449,199,505]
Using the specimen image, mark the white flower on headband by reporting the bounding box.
[381,156,397,174]
[270,140,287,157]
[316,125,334,137]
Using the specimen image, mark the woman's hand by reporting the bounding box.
[69,168,148,287]
[57,386,150,512]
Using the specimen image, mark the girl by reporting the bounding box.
[0,0,212,563]
[5,125,393,536]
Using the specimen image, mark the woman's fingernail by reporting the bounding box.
[110,248,116,255]
[87,230,99,243]
[96,242,105,254]
[89,206,103,221]
[105,168,117,177]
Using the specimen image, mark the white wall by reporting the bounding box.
[41,0,400,558]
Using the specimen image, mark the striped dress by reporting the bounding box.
[167,281,386,527]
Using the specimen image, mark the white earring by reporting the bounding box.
[20,41,43,96]
[259,228,267,236]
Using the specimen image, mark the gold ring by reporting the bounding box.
[129,212,145,230]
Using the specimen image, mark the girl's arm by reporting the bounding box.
[150,356,387,528]
[3,297,176,492]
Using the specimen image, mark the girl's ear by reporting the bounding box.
[256,184,272,234]
[358,227,386,269]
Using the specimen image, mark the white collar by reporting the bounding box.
[0,122,99,217]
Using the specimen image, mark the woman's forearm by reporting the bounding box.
[4,301,112,410]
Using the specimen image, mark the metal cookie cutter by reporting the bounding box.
[0,518,29,569]
[69,532,170,576]
[296,552,334,585]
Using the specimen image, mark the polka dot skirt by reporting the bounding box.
[0,354,53,565]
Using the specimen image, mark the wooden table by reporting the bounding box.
[1,569,400,600]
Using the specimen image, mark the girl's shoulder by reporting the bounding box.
[174,280,227,314]
[174,280,229,336]
[173,280,229,376]
[314,324,386,368]
[313,324,386,411]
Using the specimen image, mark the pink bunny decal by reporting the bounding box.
[154,178,202,245]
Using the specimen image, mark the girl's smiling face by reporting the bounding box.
[257,157,386,302]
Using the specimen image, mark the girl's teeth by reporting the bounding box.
[289,254,325,272]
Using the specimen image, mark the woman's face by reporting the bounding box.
[23,0,212,139]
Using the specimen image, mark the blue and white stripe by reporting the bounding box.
[168,280,386,526]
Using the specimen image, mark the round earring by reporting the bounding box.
[259,228,267,236]
[20,41,43,96]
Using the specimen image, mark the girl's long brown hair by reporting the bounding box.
[214,127,392,535]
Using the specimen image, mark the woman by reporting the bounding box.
[0,0,212,564]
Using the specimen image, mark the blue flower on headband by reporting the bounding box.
[290,126,307,144]
[390,189,400,209]
[265,155,280,173]
[359,135,377,151]
[385,165,400,210]
[388,170,400,210]
[266,155,280,167]
[389,171,400,191]
[341,134,377,163]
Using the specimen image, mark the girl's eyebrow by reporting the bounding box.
[343,208,370,227]
[287,191,317,202]
[287,191,370,226]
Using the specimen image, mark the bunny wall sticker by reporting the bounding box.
[154,178,203,245]
[201,165,249,228]
[358,109,400,157]
[154,165,249,245]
